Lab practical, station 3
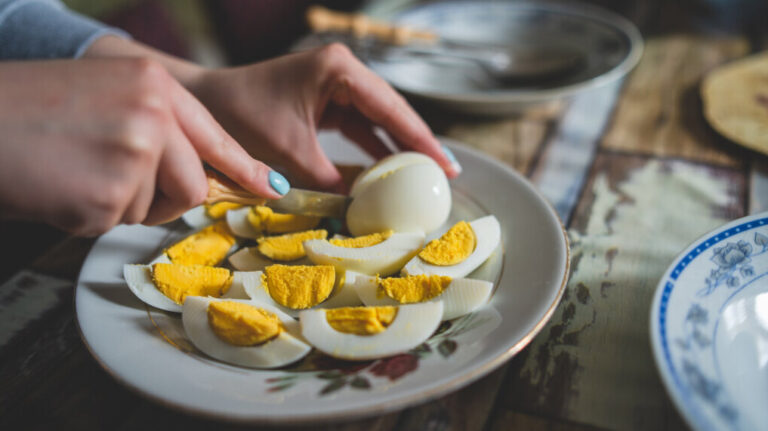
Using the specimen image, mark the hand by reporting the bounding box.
[189,43,461,191]
[0,59,284,235]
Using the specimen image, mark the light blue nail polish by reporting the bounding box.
[442,145,458,163]
[443,145,462,173]
[268,171,290,196]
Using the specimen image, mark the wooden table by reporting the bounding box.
[2,1,767,429]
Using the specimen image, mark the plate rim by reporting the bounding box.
[649,211,768,431]
[74,140,570,424]
[374,0,644,103]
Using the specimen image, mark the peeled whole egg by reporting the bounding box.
[299,302,444,360]
[346,152,451,236]
[183,296,311,368]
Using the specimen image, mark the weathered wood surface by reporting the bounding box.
[601,35,749,167]
[3,2,768,431]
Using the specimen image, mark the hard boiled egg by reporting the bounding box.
[183,296,311,368]
[123,263,257,313]
[349,273,493,320]
[243,265,362,317]
[403,215,501,278]
[346,152,451,236]
[226,206,321,240]
[182,202,243,229]
[304,231,425,276]
[163,222,238,267]
[299,302,443,360]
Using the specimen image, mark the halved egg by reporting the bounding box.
[402,215,501,278]
[183,296,311,368]
[299,302,443,360]
[304,231,425,276]
[123,262,257,313]
[162,222,237,267]
[182,202,243,229]
[243,265,362,317]
[349,273,493,320]
[226,206,321,240]
[227,229,327,271]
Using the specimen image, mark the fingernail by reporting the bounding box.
[268,171,290,196]
[442,145,462,174]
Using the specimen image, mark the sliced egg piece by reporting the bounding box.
[123,263,257,313]
[183,296,311,368]
[256,229,328,261]
[226,206,321,240]
[243,265,361,317]
[164,221,237,267]
[228,247,312,271]
[350,273,493,320]
[299,302,443,360]
[304,231,425,276]
[182,202,243,229]
[402,215,501,278]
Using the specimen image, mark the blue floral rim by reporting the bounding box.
[658,216,768,430]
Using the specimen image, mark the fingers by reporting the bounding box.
[286,131,346,193]
[143,123,208,225]
[167,78,286,200]
[321,45,461,178]
[322,107,392,160]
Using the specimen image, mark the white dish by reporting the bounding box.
[651,212,768,431]
[367,1,642,115]
[75,131,569,423]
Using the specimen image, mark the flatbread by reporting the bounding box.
[702,51,768,154]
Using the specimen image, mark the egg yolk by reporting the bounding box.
[257,229,328,261]
[326,306,398,335]
[166,222,236,266]
[207,301,282,346]
[204,202,242,219]
[418,221,476,266]
[329,230,393,248]
[262,264,335,309]
[151,263,233,304]
[378,274,452,303]
[247,206,321,234]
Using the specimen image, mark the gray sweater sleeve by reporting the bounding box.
[0,0,129,60]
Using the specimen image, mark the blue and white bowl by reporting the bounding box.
[651,212,768,431]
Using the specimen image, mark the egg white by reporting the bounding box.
[181,205,214,229]
[350,152,437,198]
[183,296,311,368]
[228,247,313,271]
[303,231,425,276]
[299,301,444,360]
[402,215,501,278]
[226,206,261,240]
[346,162,451,236]
[243,269,362,317]
[349,273,493,320]
[123,264,256,313]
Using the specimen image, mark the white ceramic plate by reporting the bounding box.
[75,132,569,424]
[366,1,642,116]
[651,212,768,431]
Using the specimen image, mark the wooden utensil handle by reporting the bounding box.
[205,170,266,207]
[306,5,437,45]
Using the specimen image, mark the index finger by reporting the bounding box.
[325,50,461,178]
